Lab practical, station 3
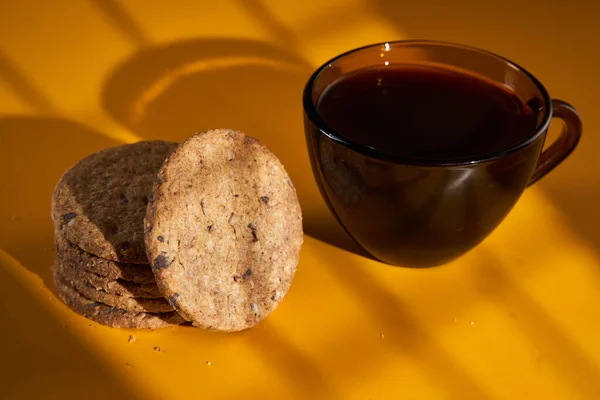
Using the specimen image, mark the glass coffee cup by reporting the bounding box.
[303,41,581,267]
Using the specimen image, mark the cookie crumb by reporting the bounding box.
[125,363,134,368]
[62,324,69,329]
[470,321,475,325]
[128,335,136,344]
[380,333,384,339]
[206,361,211,366]
[452,317,458,323]
[153,346,162,352]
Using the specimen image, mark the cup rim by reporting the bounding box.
[302,40,553,167]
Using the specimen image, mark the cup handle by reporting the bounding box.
[528,99,582,186]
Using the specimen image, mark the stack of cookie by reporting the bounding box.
[50,130,303,331]
[51,141,186,328]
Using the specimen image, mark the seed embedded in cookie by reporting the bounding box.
[145,129,303,332]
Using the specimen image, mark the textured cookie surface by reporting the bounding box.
[55,233,155,284]
[51,141,177,263]
[58,253,162,298]
[55,257,174,313]
[145,129,303,331]
[53,268,184,329]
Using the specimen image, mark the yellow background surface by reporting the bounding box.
[1,1,600,399]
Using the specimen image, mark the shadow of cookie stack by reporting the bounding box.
[51,141,186,328]
[50,130,303,331]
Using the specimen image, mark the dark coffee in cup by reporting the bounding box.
[316,66,538,160]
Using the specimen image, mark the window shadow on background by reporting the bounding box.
[247,321,337,399]
[0,117,120,289]
[89,0,151,48]
[0,261,141,400]
[0,51,57,115]
[317,248,494,400]
[474,250,600,398]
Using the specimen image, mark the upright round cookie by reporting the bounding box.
[51,141,177,263]
[145,129,303,331]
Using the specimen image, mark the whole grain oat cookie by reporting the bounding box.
[55,257,174,313]
[51,141,177,263]
[53,267,184,329]
[58,254,162,298]
[55,232,155,284]
[145,129,303,331]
